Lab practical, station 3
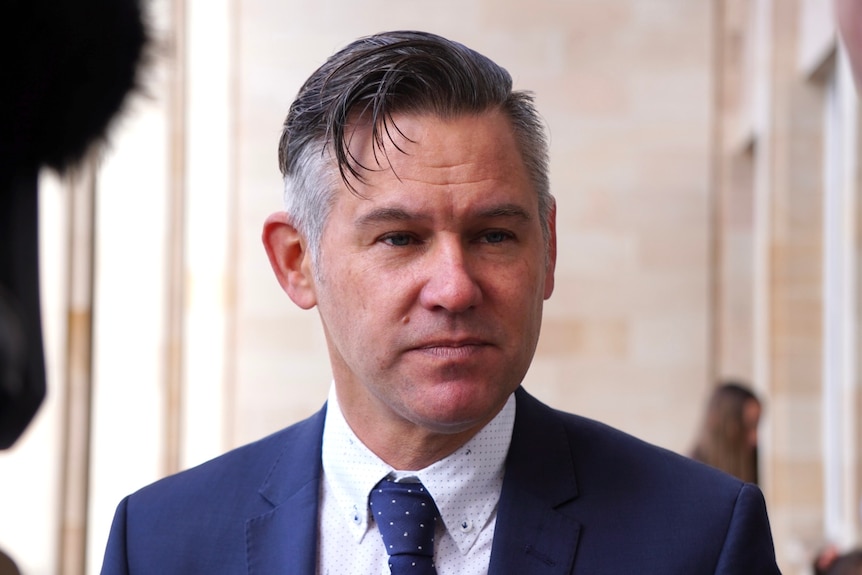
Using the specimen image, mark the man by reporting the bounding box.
[101,30,780,574]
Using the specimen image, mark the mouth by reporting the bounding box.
[409,339,492,359]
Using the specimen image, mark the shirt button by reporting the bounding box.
[459,519,473,532]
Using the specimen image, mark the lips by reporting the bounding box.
[413,338,488,349]
[404,337,495,363]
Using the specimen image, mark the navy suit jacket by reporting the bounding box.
[100,388,781,574]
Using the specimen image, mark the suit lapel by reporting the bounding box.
[246,405,327,575]
[240,393,582,573]
[489,388,582,575]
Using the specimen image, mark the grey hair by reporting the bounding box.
[278,30,553,264]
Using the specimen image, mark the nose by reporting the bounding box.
[418,239,482,313]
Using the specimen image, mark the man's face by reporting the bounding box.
[303,110,555,451]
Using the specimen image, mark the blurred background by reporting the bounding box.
[0,0,858,573]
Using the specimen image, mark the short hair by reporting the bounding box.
[277,30,552,264]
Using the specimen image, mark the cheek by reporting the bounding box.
[488,265,546,326]
[319,262,398,344]
[509,260,548,304]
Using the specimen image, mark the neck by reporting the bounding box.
[345,412,485,470]
[329,377,509,470]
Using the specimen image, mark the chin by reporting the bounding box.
[409,384,511,432]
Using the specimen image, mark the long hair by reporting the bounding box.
[819,550,862,575]
[690,381,761,484]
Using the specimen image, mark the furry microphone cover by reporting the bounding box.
[0,0,149,448]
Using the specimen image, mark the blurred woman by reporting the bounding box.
[815,548,862,575]
[690,381,762,484]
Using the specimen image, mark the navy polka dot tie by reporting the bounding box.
[369,478,439,575]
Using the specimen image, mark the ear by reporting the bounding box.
[543,201,557,300]
[262,212,317,309]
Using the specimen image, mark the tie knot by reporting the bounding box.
[369,478,439,574]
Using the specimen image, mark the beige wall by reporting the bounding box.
[2,1,859,574]
[714,0,862,572]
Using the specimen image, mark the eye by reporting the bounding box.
[480,230,514,244]
[380,233,415,247]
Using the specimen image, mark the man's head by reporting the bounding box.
[275,30,553,267]
[264,31,556,468]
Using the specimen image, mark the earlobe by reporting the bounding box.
[543,202,557,300]
[261,212,318,309]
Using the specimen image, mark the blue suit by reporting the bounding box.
[100,388,781,574]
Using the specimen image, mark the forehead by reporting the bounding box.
[341,110,530,193]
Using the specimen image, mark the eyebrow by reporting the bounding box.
[354,203,532,228]
[355,207,422,228]
[478,204,532,222]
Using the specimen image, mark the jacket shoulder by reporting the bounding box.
[126,405,325,519]
[102,407,326,574]
[505,389,780,573]
[138,404,323,500]
[517,387,743,494]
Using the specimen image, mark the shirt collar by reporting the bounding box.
[321,383,516,555]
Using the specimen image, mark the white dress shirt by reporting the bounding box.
[317,384,516,575]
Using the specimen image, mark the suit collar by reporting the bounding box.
[489,388,582,574]
[246,404,327,575]
[242,391,584,574]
